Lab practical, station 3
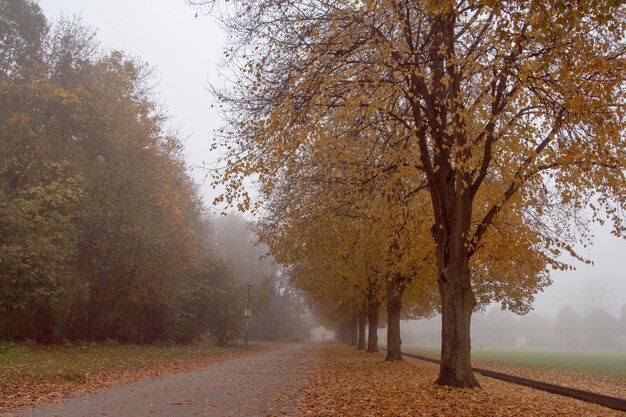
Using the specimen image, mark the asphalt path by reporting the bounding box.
[6,344,311,417]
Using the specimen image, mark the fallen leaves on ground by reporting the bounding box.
[295,343,624,417]
[0,343,276,414]
[471,360,626,400]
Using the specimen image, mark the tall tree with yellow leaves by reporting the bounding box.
[207,0,626,386]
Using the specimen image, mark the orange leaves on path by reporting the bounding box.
[296,344,623,417]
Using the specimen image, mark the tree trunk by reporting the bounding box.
[357,302,367,350]
[435,215,479,387]
[366,299,380,352]
[385,273,403,361]
[336,324,343,342]
[338,322,349,343]
[350,315,358,345]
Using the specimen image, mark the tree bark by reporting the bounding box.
[357,302,367,350]
[385,273,403,361]
[350,314,358,345]
[434,196,479,387]
[337,323,347,343]
[366,299,380,352]
[437,265,477,387]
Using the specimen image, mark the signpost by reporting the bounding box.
[244,282,252,347]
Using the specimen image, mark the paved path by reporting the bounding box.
[6,344,311,417]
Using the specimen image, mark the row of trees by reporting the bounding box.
[0,0,251,344]
[212,213,315,342]
[205,0,626,387]
[549,305,626,348]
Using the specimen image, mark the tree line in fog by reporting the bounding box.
[0,1,306,344]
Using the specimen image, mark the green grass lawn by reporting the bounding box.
[0,341,256,386]
[401,345,626,376]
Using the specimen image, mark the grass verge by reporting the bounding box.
[0,341,264,413]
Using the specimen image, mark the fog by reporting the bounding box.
[39,0,626,343]
[533,226,626,318]
[401,225,626,350]
[398,305,626,350]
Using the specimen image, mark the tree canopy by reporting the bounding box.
[0,0,268,345]
[206,0,626,386]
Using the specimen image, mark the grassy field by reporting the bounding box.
[401,345,626,375]
[0,341,257,384]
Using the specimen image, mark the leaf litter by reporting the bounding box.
[294,344,625,417]
[0,343,274,414]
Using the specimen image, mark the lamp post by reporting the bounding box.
[245,282,252,347]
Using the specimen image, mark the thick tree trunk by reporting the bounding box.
[385,273,403,361]
[437,270,477,387]
[366,299,380,352]
[435,216,479,387]
[357,303,367,350]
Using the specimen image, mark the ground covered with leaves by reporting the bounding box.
[296,344,624,417]
[402,346,626,399]
[0,342,269,413]
[473,360,626,400]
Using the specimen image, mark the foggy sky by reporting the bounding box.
[39,0,626,317]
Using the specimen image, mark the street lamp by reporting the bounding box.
[244,282,253,347]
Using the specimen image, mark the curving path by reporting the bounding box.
[5,344,311,417]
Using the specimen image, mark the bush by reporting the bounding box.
[210,329,238,347]
[153,339,176,347]
[103,338,119,346]
[0,339,15,353]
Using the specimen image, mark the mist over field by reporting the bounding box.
[400,305,626,350]
[399,228,626,351]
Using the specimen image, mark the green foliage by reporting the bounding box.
[0,0,247,344]
[0,0,46,76]
[171,256,244,345]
